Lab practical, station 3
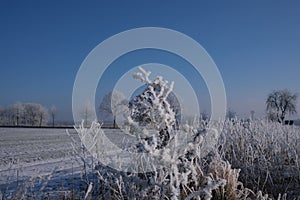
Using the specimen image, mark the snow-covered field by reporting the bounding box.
[1,122,300,199]
[0,125,170,198]
[0,128,129,199]
[0,128,79,197]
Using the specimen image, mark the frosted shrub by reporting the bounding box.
[129,67,176,149]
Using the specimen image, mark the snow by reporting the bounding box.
[0,127,130,198]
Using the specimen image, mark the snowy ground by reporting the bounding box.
[0,128,77,197]
[0,127,130,199]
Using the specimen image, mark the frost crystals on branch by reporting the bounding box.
[129,67,176,148]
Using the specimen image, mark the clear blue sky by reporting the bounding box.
[1,0,300,121]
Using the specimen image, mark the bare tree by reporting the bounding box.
[99,90,127,128]
[6,105,14,125]
[266,89,297,123]
[24,103,38,125]
[0,108,3,125]
[81,101,93,127]
[226,108,236,121]
[23,103,48,126]
[38,105,48,126]
[50,105,57,127]
[0,105,22,125]
[250,110,255,121]
[0,107,11,125]
[12,103,24,126]
[200,110,210,121]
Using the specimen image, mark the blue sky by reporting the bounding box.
[1,1,300,121]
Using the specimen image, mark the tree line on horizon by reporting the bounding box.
[1,89,297,128]
[0,103,57,127]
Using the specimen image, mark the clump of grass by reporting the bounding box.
[219,119,300,198]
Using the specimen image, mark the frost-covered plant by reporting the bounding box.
[128,67,176,148]
[209,158,251,199]
[76,67,233,199]
[219,119,300,198]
